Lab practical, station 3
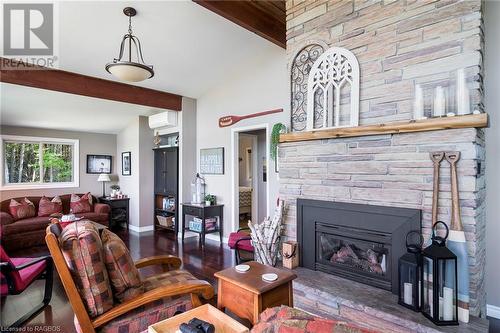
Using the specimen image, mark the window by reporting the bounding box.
[1,135,79,189]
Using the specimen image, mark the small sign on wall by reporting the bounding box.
[200,147,224,175]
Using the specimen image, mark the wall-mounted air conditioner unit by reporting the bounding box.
[148,111,178,129]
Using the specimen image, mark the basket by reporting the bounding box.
[157,215,173,227]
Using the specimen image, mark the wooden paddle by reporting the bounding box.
[445,151,470,323]
[218,108,283,127]
[430,152,445,225]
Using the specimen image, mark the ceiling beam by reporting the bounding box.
[0,58,182,111]
[193,0,286,49]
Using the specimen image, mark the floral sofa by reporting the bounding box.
[0,194,109,252]
[251,306,380,333]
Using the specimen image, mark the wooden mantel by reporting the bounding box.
[279,113,489,143]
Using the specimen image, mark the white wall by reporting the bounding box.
[484,0,500,313]
[196,47,288,239]
[116,116,154,230]
[157,97,197,231]
[138,116,154,229]
[0,126,116,200]
[255,130,267,223]
[117,119,140,227]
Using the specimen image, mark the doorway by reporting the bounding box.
[231,125,269,232]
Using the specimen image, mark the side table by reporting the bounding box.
[181,203,223,245]
[99,197,129,230]
[214,261,297,325]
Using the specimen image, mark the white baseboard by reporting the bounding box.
[179,231,198,239]
[175,232,228,244]
[206,233,228,244]
[487,304,500,319]
[128,224,154,233]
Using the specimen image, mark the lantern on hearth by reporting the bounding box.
[421,221,458,326]
[398,230,423,311]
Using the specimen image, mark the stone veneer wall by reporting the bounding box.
[278,128,486,316]
[281,0,487,317]
[287,0,484,124]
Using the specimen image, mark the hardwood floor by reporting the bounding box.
[0,230,235,331]
[2,230,499,332]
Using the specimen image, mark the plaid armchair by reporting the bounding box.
[45,223,214,333]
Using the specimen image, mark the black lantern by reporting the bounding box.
[398,230,423,311]
[421,222,458,326]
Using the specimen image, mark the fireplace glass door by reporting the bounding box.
[316,228,391,289]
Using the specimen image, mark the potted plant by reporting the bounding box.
[110,184,120,198]
[204,194,216,206]
[271,123,287,161]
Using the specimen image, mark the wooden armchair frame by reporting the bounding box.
[45,224,214,333]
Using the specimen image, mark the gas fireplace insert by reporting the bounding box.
[297,199,421,294]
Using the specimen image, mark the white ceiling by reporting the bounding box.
[0,1,284,134]
[58,1,280,98]
[0,83,162,134]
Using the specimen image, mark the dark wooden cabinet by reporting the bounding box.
[99,197,129,230]
[154,147,178,196]
[153,147,179,235]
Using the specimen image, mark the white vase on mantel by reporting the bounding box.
[456,68,470,116]
[433,86,445,117]
[413,84,426,120]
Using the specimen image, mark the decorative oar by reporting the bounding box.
[430,152,445,225]
[445,151,469,323]
[218,108,283,128]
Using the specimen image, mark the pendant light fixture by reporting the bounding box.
[105,7,154,82]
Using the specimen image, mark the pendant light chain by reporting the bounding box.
[128,15,133,35]
[128,15,132,62]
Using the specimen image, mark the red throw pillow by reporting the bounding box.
[38,196,63,217]
[9,198,36,221]
[70,193,93,214]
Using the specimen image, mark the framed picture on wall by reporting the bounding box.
[200,147,224,175]
[87,155,112,174]
[122,151,131,176]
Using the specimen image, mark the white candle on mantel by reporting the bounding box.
[443,287,454,321]
[414,84,426,120]
[457,68,470,115]
[404,282,413,305]
[433,86,445,117]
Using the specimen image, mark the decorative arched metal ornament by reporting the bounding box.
[290,43,325,132]
[306,47,360,130]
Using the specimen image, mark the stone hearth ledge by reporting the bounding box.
[292,267,488,333]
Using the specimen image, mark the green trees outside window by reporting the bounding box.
[4,140,74,184]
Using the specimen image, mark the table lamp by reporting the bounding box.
[97,173,111,198]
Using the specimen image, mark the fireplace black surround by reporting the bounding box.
[297,199,421,294]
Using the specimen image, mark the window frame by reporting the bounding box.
[1,135,80,190]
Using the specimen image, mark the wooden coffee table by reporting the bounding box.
[215,261,297,325]
[148,304,248,333]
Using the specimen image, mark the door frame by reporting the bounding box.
[231,124,270,233]
[239,133,259,225]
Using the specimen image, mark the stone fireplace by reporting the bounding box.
[298,198,420,293]
[278,128,486,317]
[281,0,487,319]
